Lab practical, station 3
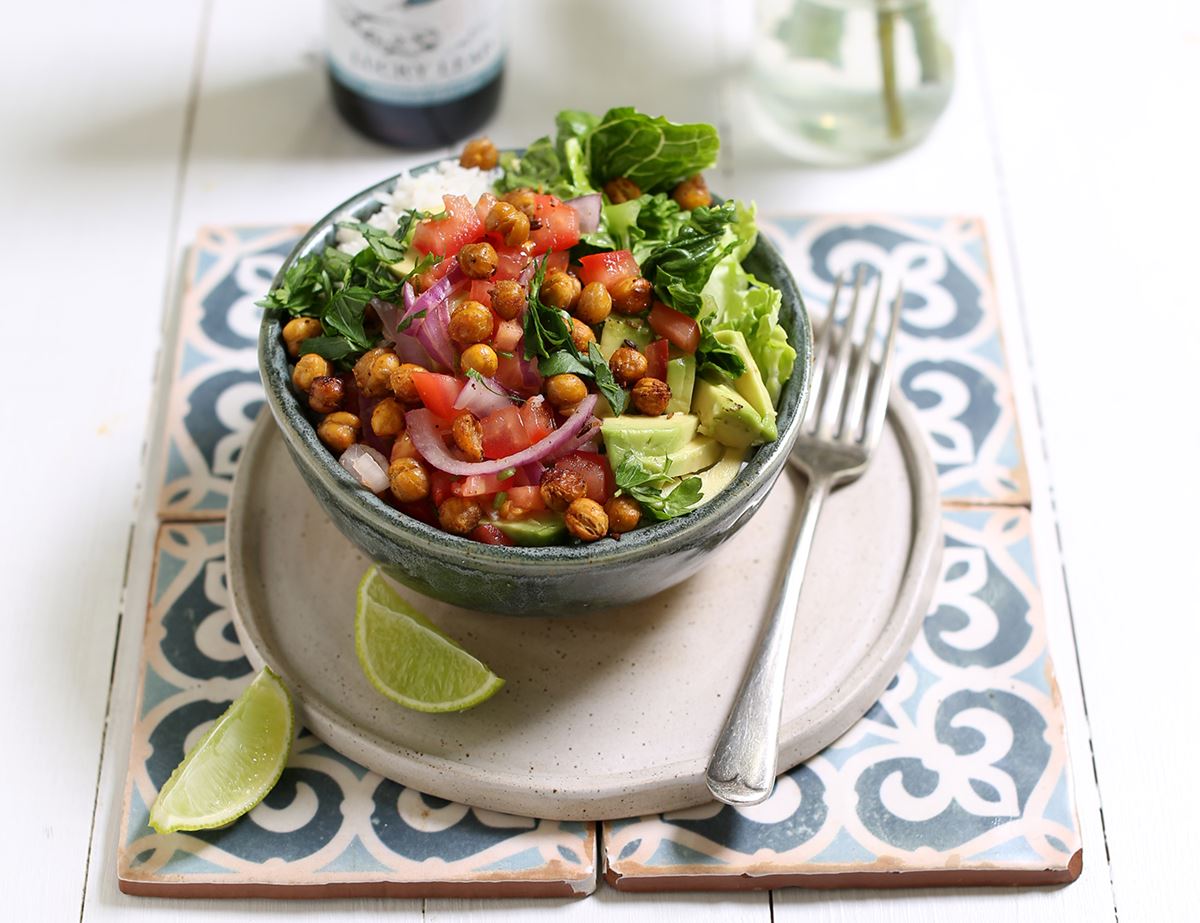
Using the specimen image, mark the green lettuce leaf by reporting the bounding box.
[586,107,719,192]
[700,206,796,404]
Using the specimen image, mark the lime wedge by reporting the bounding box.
[149,666,294,833]
[355,566,504,713]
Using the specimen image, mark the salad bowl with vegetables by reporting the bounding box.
[257,108,811,615]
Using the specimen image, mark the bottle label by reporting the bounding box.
[327,0,504,106]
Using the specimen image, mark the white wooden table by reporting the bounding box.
[3,1,1195,920]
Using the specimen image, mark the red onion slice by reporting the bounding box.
[405,265,463,323]
[453,374,514,416]
[566,194,602,234]
[339,444,390,493]
[406,394,598,476]
[416,294,457,371]
[546,415,603,460]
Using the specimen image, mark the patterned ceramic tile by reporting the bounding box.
[604,507,1079,890]
[118,522,596,898]
[120,219,1073,897]
[158,226,304,520]
[763,215,1028,505]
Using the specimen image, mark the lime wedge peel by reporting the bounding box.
[355,566,504,714]
[149,666,294,834]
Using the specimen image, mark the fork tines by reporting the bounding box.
[803,268,903,450]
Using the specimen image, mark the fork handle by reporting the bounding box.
[704,475,832,806]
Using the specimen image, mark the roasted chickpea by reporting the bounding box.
[390,431,418,462]
[459,136,498,170]
[545,373,588,409]
[490,279,526,320]
[484,201,531,247]
[282,317,323,357]
[460,343,499,377]
[451,411,485,462]
[498,500,528,521]
[354,347,400,398]
[438,497,482,535]
[317,411,360,453]
[292,353,330,393]
[609,346,648,386]
[448,300,494,346]
[603,176,642,204]
[570,318,596,353]
[370,397,406,438]
[308,375,345,414]
[390,362,426,403]
[575,282,612,325]
[565,497,609,542]
[540,467,587,512]
[457,241,499,279]
[502,187,538,217]
[539,270,581,311]
[672,173,712,210]
[605,496,642,534]
[631,377,672,416]
[611,276,653,316]
[388,457,430,502]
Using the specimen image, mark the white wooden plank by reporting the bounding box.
[426,889,768,923]
[975,2,1200,922]
[0,1,205,919]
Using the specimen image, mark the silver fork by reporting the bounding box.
[705,267,904,806]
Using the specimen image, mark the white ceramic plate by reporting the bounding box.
[227,394,940,820]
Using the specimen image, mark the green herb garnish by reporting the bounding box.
[614,453,703,521]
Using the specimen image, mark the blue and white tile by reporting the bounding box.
[603,508,1078,887]
[119,522,596,896]
[158,226,303,519]
[764,215,1028,504]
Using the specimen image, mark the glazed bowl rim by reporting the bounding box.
[258,157,812,572]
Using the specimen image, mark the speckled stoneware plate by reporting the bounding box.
[227,390,940,821]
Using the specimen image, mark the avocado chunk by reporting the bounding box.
[665,436,724,476]
[666,355,696,414]
[598,316,652,361]
[693,379,769,449]
[494,513,567,546]
[713,329,777,440]
[696,446,748,498]
[601,414,699,473]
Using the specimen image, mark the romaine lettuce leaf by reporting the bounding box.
[586,107,720,193]
[701,212,797,405]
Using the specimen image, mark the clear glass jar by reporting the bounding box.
[749,0,957,165]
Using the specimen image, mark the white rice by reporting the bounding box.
[335,159,501,255]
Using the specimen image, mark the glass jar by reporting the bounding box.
[749,0,957,165]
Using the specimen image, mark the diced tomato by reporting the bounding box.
[528,194,581,254]
[413,256,457,294]
[396,498,437,526]
[429,469,457,506]
[578,249,641,291]
[543,251,570,275]
[649,301,701,354]
[480,405,533,459]
[518,396,555,442]
[555,451,614,503]
[644,339,670,382]
[411,371,464,420]
[452,473,506,498]
[494,243,534,281]
[493,318,523,353]
[470,279,493,309]
[474,192,497,224]
[412,194,485,257]
[470,523,514,545]
[390,432,419,462]
[504,484,546,513]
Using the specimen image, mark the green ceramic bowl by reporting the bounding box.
[259,160,811,616]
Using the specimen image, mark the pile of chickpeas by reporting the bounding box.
[279,137,714,543]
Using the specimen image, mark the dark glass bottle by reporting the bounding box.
[326,0,505,150]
